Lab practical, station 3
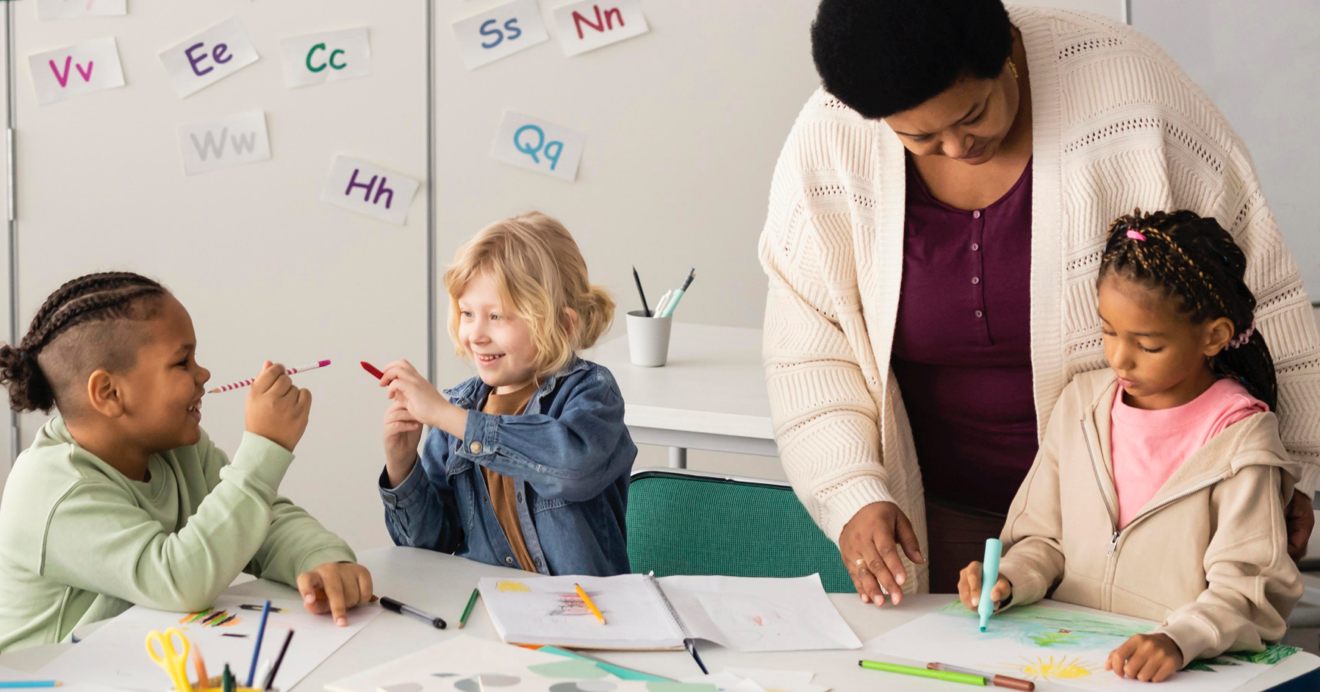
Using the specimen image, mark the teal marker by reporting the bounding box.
[979,538,1002,632]
[658,268,696,318]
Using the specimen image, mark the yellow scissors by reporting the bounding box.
[145,628,194,692]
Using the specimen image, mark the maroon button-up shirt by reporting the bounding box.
[890,157,1037,515]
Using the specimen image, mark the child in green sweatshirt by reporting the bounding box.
[0,272,373,652]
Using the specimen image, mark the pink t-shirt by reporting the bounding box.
[1110,378,1268,528]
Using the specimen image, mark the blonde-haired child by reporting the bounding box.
[376,212,636,575]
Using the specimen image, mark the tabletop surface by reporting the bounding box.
[587,324,773,440]
[5,546,1315,692]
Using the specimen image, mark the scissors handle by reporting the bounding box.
[146,629,193,692]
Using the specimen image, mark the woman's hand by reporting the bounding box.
[1285,489,1314,560]
[1105,633,1183,683]
[839,502,924,606]
[958,561,1011,612]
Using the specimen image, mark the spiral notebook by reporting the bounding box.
[476,573,862,652]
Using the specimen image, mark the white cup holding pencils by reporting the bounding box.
[626,310,672,367]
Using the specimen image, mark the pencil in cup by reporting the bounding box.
[208,360,331,394]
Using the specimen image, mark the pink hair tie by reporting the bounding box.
[1227,320,1257,349]
[1126,229,1147,242]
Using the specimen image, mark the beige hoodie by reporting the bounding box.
[998,369,1303,664]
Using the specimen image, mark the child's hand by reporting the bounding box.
[958,560,1011,612]
[1106,633,1183,682]
[380,360,454,430]
[296,561,375,628]
[244,361,313,452]
[383,398,423,485]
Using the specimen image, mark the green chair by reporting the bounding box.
[626,468,853,592]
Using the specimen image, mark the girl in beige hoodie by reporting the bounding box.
[958,210,1304,683]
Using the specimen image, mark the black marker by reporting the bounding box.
[381,596,446,629]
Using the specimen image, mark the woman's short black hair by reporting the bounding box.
[811,0,1014,120]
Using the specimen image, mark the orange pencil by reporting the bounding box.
[574,584,606,624]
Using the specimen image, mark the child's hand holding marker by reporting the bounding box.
[244,361,313,452]
[379,360,469,440]
[958,559,1011,614]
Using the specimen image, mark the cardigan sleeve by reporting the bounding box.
[758,150,895,543]
[1205,137,1320,496]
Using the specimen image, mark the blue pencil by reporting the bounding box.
[0,683,61,689]
[246,600,272,687]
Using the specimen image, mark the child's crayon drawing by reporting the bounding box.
[999,655,1099,682]
[497,580,531,593]
[178,608,241,628]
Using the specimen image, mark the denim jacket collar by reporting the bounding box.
[442,357,590,411]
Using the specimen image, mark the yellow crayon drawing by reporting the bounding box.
[1005,654,1098,681]
[497,580,530,593]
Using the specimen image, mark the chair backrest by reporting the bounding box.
[626,468,853,592]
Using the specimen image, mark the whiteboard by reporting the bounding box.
[6,1,429,550]
[1133,0,1320,299]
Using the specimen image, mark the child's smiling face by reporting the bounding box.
[1098,275,1233,410]
[457,271,539,395]
[114,294,212,451]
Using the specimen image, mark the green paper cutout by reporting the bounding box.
[529,660,610,679]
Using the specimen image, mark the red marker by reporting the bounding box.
[361,361,385,380]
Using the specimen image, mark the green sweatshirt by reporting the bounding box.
[0,418,355,652]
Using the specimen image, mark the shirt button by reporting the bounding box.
[976,310,984,318]
[971,243,980,251]
[971,277,980,285]
[505,556,515,565]
[973,210,982,219]
[470,441,482,453]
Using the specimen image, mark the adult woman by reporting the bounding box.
[760,0,1319,599]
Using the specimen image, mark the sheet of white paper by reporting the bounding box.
[680,673,764,692]
[659,575,863,653]
[867,599,1299,692]
[37,0,126,20]
[325,635,661,692]
[477,574,685,650]
[38,595,379,692]
[321,156,420,225]
[451,0,549,70]
[552,0,650,56]
[280,27,371,89]
[723,669,823,692]
[28,36,124,105]
[490,111,586,181]
[178,111,271,175]
[159,17,260,98]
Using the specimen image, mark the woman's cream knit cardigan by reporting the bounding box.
[759,5,1320,593]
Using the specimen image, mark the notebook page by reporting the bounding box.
[477,574,685,649]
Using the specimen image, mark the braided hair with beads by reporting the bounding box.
[1097,209,1276,410]
[0,272,167,413]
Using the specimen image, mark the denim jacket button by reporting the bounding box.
[516,493,523,503]
[534,557,542,569]
[470,441,483,453]
[505,556,515,565]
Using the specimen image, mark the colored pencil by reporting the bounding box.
[684,639,708,675]
[209,360,331,394]
[573,583,605,624]
[246,601,272,687]
[459,588,479,629]
[0,684,62,689]
[261,630,294,691]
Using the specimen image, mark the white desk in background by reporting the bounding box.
[3,547,1316,692]
[588,324,775,468]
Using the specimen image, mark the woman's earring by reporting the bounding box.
[1008,58,1019,80]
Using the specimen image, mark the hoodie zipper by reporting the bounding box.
[1080,416,1231,608]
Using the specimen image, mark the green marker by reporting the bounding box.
[459,588,480,629]
[859,660,986,686]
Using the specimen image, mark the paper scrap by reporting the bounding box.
[451,0,549,70]
[178,111,271,175]
[280,27,372,89]
[322,156,421,225]
[28,36,125,105]
[490,111,586,182]
[680,674,766,692]
[159,17,260,98]
[553,0,650,56]
[37,0,126,20]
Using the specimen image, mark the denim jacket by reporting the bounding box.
[378,358,635,576]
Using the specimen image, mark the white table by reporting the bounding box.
[5,547,1317,692]
[588,324,775,467]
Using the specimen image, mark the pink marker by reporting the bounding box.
[208,360,332,394]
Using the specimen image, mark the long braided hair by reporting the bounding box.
[1097,210,1276,410]
[0,272,167,413]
